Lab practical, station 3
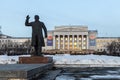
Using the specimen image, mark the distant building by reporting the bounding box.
[0,34,30,49]
[45,25,120,53]
[96,37,120,53]
[45,25,97,53]
[0,25,119,54]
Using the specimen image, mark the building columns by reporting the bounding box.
[72,35,74,49]
[68,35,69,50]
[63,35,65,49]
[82,35,83,49]
[77,35,79,49]
[55,34,88,50]
[58,35,60,49]
[87,35,89,49]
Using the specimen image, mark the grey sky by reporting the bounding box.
[0,0,120,37]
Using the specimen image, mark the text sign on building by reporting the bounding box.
[89,34,96,46]
[47,36,53,46]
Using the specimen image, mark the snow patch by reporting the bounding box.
[80,78,92,80]
[55,75,75,80]
[90,75,120,79]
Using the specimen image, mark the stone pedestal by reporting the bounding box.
[0,64,53,80]
[19,56,53,64]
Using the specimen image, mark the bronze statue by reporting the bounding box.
[25,15,47,56]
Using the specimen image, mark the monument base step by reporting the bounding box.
[19,56,53,64]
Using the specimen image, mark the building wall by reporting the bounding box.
[0,34,30,49]
[96,37,120,53]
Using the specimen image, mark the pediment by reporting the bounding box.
[54,27,88,32]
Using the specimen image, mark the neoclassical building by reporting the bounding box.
[45,25,97,53]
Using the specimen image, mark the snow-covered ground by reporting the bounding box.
[0,55,30,64]
[0,54,120,80]
[45,54,120,67]
[0,54,120,67]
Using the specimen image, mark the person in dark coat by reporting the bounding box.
[25,15,47,56]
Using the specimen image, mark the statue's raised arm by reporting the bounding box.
[25,15,32,26]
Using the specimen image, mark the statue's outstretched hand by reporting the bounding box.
[26,15,30,19]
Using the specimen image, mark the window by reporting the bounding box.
[98,49,99,51]
[74,42,77,45]
[84,38,86,40]
[83,42,86,45]
[83,46,86,49]
[79,38,81,40]
[61,42,63,44]
[61,38,63,40]
[65,38,67,40]
[74,38,77,41]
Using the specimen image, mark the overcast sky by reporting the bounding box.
[0,0,120,37]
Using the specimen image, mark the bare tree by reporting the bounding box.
[107,40,120,55]
[22,40,31,54]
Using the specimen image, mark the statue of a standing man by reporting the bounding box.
[25,15,47,56]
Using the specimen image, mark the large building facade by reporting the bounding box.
[0,25,119,54]
[45,26,97,53]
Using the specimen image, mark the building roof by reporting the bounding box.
[12,37,31,39]
[97,37,120,39]
[0,33,31,39]
[0,34,12,38]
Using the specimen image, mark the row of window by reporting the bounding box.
[56,41,87,44]
[97,40,117,43]
[56,46,87,50]
[55,37,87,41]
[0,39,30,43]
[97,49,120,52]
[0,40,11,43]
[0,44,28,48]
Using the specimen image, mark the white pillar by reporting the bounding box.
[68,35,69,50]
[58,35,60,49]
[77,35,79,49]
[63,35,65,50]
[82,35,84,49]
[72,35,74,50]
[87,35,89,49]
[53,35,56,49]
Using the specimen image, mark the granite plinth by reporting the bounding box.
[0,64,53,80]
[19,56,53,64]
